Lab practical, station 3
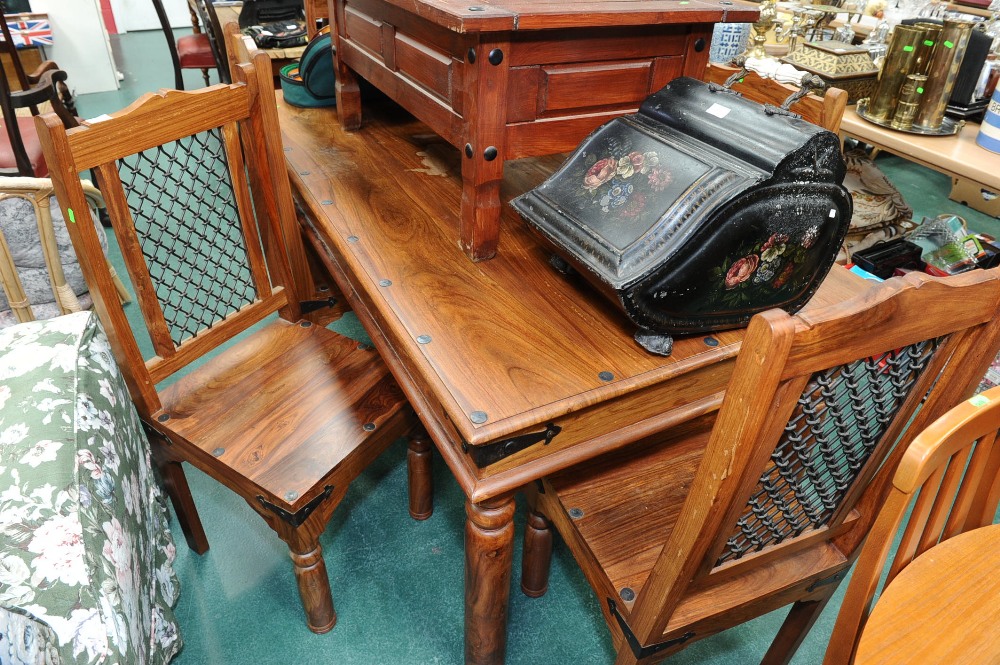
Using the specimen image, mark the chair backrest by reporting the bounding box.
[0,15,79,115]
[224,19,256,82]
[35,52,303,419]
[623,269,1000,646]
[704,62,848,133]
[150,0,185,90]
[0,12,30,91]
[824,383,1000,663]
[0,60,75,176]
[193,0,230,84]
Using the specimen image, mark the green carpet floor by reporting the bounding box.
[72,29,999,665]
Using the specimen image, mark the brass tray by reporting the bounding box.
[856,99,963,136]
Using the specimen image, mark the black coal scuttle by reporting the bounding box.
[511,77,852,356]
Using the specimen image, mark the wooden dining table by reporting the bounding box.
[854,524,1000,664]
[276,90,867,664]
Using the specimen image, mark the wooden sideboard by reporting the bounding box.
[330,0,760,260]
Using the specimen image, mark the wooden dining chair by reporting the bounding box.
[823,384,1000,664]
[519,269,1000,665]
[703,62,848,133]
[36,51,419,633]
[0,15,77,116]
[0,61,76,177]
[151,0,219,89]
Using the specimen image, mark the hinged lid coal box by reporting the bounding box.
[511,77,852,356]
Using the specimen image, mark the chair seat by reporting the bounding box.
[157,318,412,515]
[177,32,216,69]
[0,116,46,176]
[544,411,851,641]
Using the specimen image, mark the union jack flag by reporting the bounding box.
[6,17,53,47]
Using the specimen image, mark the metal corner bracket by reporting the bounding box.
[257,485,334,527]
[607,598,695,659]
[462,423,561,467]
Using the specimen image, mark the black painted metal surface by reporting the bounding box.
[511,77,852,355]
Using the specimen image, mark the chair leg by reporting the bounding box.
[146,429,210,554]
[201,67,210,87]
[520,488,553,598]
[157,456,210,555]
[407,428,434,520]
[288,538,337,634]
[760,585,840,665]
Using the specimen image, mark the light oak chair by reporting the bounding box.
[520,269,1000,665]
[823,384,1000,664]
[36,52,419,633]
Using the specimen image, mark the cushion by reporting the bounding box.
[0,312,182,664]
[0,196,109,328]
[0,117,47,177]
[177,33,216,69]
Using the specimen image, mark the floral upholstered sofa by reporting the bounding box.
[0,311,181,664]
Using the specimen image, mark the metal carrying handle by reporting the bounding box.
[708,58,827,121]
[707,55,751,96]
[778,73,827,111]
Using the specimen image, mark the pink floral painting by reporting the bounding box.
[582,150,673,214]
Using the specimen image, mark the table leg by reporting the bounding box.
[459,37,510,261]
[465,494,516,665]
[332,3,362,130]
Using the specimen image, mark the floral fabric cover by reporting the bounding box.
[0,312,181,664]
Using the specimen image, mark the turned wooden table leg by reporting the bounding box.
[520,491,552,598]
[407,428,434,520]
[289,542,337,634]
[465,495,516,665]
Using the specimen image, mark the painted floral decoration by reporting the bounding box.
[582,151,673,215]
[713,226,821,306]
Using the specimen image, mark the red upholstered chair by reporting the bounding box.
[177,31,215,87]
[152,0,220,89]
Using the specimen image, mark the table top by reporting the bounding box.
[841,108,1000,193]
[349,0,759,33]
[855,525,1000,664]
[278,92,865,500]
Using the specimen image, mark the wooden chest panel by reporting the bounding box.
[394,32,453,102]
[507,26,690,67]
[539,61,653,114]
[343,5,384,59]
